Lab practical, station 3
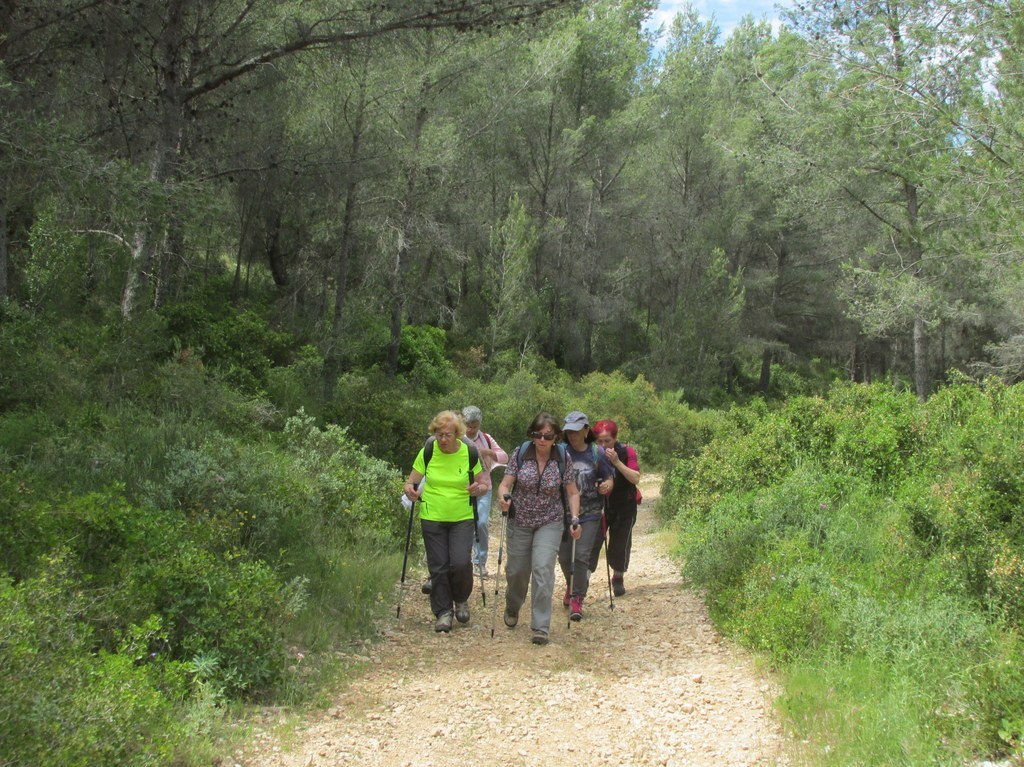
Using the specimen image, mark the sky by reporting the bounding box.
[646,0,791,43]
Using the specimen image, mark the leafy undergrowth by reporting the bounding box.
[661,379,1024,766]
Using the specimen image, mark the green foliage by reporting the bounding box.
[0,558,186,767]
[485,194,540,355]
[398,324,458,393]
[161,287,294,392]
[280,410,405,551]
[151,546,297,696]
[24,201,95,315]
[826,383,924,485]
[331,367,437,469]
[0,306,414,764]
[265,344,326,418]
[0,302,80,411]
[663,379,1024,764]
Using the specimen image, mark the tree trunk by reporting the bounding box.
[264,210,289,287]
[913,315,928,400]
[0,185,8,301]
[232,193,257,300]
[120,1,187,319]
[323,172,361,395]
[154,214,185,309]
[386,94,430,377]
[758,348,773,394]
[904,180,929,401]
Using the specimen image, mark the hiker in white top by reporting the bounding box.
[462,405,508,578]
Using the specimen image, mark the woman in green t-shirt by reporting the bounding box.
[403,411,490,632]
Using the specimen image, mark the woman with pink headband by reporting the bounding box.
[589,419,641,595]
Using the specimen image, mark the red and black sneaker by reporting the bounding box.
[569,596,584,621]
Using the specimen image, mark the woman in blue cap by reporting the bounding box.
[557,411,614,621]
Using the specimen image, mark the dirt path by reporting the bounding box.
[240,476,790,767]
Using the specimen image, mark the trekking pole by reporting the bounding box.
[477,522,486,610]
[567,517,579,630]
[603,516,615,611]
[476,463,506,609]
[396,492,417,619]
[489,494,512,638]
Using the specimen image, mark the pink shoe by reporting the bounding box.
[569,596,583,621]
[562,584,571,607]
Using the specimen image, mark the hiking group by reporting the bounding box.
[401,406,641,645]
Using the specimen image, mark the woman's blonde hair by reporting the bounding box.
[428,410,466,438]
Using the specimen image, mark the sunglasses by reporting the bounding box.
[531,431,557,441]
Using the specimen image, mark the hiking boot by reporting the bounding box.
[612,577,626,597]
[421,578,432,595]
[434,610,453,633]
[531,630,549,645]
[503,607,519,628]
[562,584,571,608]
[569,596,584,622]
[454,601,470,624]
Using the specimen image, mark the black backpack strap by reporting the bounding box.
[555,443,571,535]
[423,437,435,470]
[456,437,480,543]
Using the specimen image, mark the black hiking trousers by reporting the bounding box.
[421,518,474,616]
[588,507,637,574]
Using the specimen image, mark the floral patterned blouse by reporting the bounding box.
[506,444,578,529]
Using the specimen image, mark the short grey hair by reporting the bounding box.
[462,405,483,424]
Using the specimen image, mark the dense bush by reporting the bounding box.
[661,379,1024,764]
[329,349,720,472]
[0,307,413,765]
[161,284,295,392]
[0,558,186,767]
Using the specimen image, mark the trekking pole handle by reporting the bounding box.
[501,493,512,517]
[570,517,580,529]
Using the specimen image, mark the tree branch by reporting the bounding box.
[185,0,572,103]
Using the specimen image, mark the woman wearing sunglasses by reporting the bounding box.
[496,412,581,645]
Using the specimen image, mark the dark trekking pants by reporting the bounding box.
[421,518,474,616]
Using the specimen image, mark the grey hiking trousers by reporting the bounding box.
[504,519,562,635]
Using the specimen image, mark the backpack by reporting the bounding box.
[624,444,642,504]
[422,436,481,536]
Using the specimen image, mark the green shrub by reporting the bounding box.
[0,304,77,411]
[265,344,326,419]
[686,411,798,514]
[666,379,1024,764]
[0,476,303,698]
[826,382,924,485]
[280,410,405,551]
[153,546,298,697]
[398,324,458,393]
[0,559,184,767]
[161,291,294,392]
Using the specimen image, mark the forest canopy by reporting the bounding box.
[2,0,1022,403]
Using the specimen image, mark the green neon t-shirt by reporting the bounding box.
[412,441,484,523]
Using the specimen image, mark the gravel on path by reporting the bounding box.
[237,476,791,767]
